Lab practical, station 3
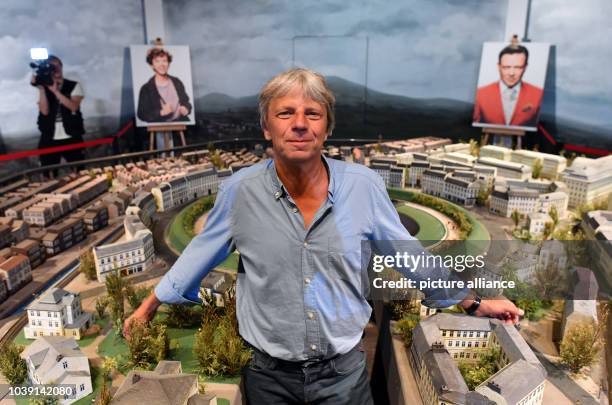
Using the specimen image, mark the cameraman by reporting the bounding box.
[32,55,85,170]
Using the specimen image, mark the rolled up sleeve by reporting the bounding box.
[155,182,235,305]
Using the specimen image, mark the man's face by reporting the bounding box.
[49,60,63,81]
[263,87,329,165]
[151,55,169,76]
[498,53,527,88]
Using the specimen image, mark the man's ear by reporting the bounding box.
[263,127,272,141]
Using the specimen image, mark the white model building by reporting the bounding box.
[442,152,476,168]
[93,214,155,282]
[20,336,93,405]
[489,187,539,217]
[370,162,391,186]
[389,166,406,188]
[510,149,567,179]
[479,145,512,161]
[561,155,612,208]
[443,175,480,207]
[477,157,532,180]
[409,161,430,187]
[527,212,552,237]
[24,288,93,340]
[410,313,546,405]
[421,169,446,197]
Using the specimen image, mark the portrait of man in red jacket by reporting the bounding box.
[473,44,544,129]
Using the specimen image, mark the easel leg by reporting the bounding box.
[149,132,155,151]
[179,131,186,146]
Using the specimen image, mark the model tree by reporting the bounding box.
[532,158,543,179]
[511,209,521,229]
[0,342,27,385]
[79,250,97,281]
[194,290,251,377]
[95,297,108,319]
[125,319,169,369]
[105,271,129,325]
[126,285,152,311]
[560,322,602,373]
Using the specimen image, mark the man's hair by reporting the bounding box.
[146,47,173,65]
[498,45,529,65]
[258,68,336,135]
[48,55,62,66]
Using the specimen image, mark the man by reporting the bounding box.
[473,45,543,128]
[33,55,86,168]
[137,47,192,123]
[126,68,522,404]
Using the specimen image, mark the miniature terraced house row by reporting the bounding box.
[21,336,93,405]
[0,253,32,297]
[24,288,93,340]
[410,313,546,405]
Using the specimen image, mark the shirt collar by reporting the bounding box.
[268,154,336,204]
[499,80,522,94]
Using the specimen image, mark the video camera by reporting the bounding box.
[30,61,56,87]
[29,48,55,87]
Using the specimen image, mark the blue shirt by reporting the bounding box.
[155,156,469,361]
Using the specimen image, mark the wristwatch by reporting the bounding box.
[465,295,481,316]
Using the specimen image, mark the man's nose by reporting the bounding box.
[292,112,308,131]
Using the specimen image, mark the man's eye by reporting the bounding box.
[307,112,322,119]
[277,111,292,118]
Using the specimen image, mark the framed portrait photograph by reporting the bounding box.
[472,42,550,132]
[130,45,196,127]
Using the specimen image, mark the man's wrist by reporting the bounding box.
[141,292,161,318]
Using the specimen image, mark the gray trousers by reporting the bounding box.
[242,344,374,405]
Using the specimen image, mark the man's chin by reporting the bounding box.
[278,150,320,164]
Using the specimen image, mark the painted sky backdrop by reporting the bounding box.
[166,0,612,133]
[165,0,507,101]
[0,0,610,147]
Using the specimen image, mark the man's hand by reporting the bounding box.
[160,100,172,116]
[123,292,161,339]
[461,296,523,324]
[178,105,189,116]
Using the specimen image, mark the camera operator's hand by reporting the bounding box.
[31,74,43,89]
[47,80,60,95]
[160,100,172,116]
[178,105,189,116]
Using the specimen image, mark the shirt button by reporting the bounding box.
[274,191,281,198]
[307,312,315,320]
[310,344,317,351]
[304,277,311,284]
[292,207,298,213]
[303,241,308,248]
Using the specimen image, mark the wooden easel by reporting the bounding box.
[481,127,526,150]
[148,125,187,151]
